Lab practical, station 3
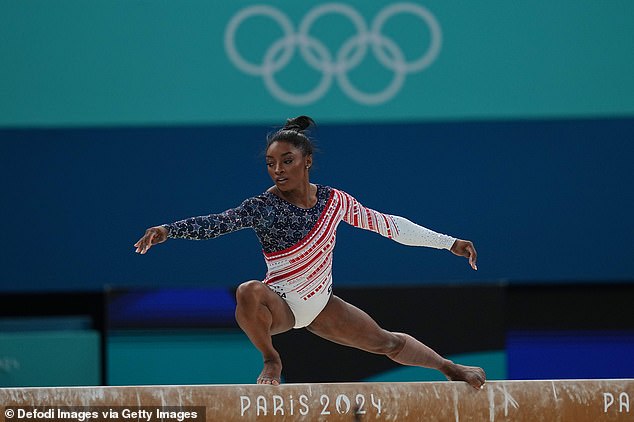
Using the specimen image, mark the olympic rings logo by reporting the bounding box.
[224,3,442,105]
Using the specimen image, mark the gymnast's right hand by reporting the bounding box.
[134,226,168,254]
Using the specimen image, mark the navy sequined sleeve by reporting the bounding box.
[164,195,265,241]
[164,185,332,254]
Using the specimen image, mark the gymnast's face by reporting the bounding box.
[265,141,312,192]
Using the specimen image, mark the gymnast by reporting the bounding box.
[134,116,486,389]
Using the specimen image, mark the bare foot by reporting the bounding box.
[442,360,486,390]
[257,359,282,385]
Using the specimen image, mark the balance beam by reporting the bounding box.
[1,380,632,421]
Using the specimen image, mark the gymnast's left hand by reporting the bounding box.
[450,239,478,271]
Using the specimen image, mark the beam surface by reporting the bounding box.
[1,380,633,421]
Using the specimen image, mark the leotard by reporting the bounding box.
[164,185,456,328]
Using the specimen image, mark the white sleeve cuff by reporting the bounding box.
[390,215,456,250]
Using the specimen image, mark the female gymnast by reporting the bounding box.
[134,116,486,389]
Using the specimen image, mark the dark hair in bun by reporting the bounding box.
[266,115,316,157]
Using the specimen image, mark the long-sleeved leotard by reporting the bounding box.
[165,185,456,328]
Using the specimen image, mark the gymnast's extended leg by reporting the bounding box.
[307,295,486,389]
[235,280,295,385]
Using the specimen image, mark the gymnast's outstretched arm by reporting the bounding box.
[339,190,478,270]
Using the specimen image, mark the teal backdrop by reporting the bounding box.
[0,330,100,386]
[2,0,633,127]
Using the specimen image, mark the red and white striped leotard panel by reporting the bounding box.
[262,189,456,327]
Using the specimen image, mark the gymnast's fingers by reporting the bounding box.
[467,243,478,271]
[134,230,155,254]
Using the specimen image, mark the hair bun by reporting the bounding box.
[267,115,317,157]
[283,115,315,132]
